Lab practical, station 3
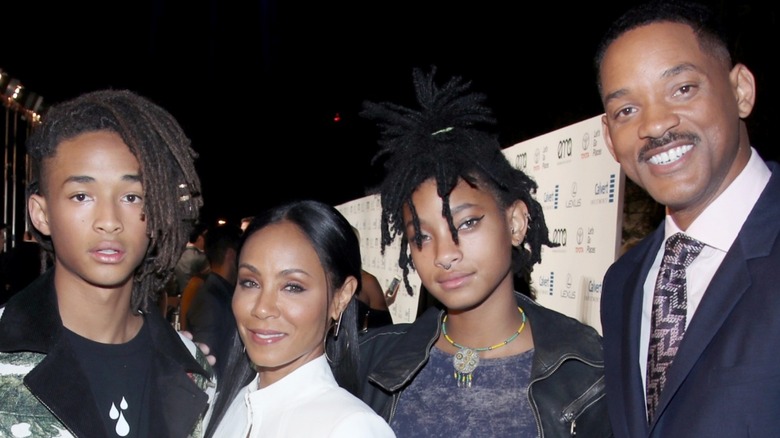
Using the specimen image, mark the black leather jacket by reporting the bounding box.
[0,269,215,438]
[358,292,613,438]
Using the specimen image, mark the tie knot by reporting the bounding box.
[664,233,705,268]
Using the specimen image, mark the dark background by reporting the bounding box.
[2,0,777,226]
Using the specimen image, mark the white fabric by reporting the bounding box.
[209,355,395,438]
[639,147,771,387]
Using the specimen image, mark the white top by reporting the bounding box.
[207,355,396,438]
[639,147,771,386]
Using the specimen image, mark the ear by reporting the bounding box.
[730,63,756,119]
[28,194,52,237]
[331,275,358,320]
[507,200,530,247]
[601,114,619,163]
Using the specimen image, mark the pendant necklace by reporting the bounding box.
[441,306,526,388]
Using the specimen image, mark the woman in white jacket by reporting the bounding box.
[204,200,395,438]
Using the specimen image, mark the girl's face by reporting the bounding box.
[232,220,349,387]
[403,178,528,311]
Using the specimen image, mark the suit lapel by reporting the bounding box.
[652,163,780,430]
[619,227,664,436]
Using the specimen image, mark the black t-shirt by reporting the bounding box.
[66,320,152,438]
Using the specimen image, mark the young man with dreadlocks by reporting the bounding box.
[0,89,216,437]
[357,67,612,437]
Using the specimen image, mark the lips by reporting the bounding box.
[436,272,473,290]
[91,242,125,263]
[249,329,286,345]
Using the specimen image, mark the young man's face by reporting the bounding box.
[29,130,150,291]
[599,22,754,228]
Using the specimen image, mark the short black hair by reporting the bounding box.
[203,224,241,266]
[188,222,209,244]
[361,66,556,298]
[25,89,203,312]
[594,0,733,94]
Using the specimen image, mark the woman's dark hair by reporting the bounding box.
[24,89,202,312]
[360,66,556,299]
[204,199,362,438]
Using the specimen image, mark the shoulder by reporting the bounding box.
[517,294,603,358]
[309,387,396,437]
[358,322,414,359]
[330,409,396,437]
[177,331,200,356]
[176,331,214,374]
[357,322,414,377]
[359,322,411,344]
[173,330,218,399]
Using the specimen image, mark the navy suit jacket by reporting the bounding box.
[601,161,780,438]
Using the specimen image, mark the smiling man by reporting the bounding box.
[596,1,780,437]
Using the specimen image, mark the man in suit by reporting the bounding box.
[596,1,780,436]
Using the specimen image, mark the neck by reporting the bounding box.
[54,266,142,344]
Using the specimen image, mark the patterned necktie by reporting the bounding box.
[646,232,704,422]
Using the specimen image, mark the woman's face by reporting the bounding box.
[232,220,337,387]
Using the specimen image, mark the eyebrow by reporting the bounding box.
[63,174,142,184]
[238,263,312,279]
[604,62,698,105]
[662,62,697,78]
[449,202,477,216]
[404,201,478,232]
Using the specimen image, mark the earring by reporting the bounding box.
[333,311,344,338]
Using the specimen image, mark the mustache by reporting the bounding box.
[638,131,700,162]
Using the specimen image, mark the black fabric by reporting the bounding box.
[67,323,153,438]
[356,299,393,332]
[186,272,237,380]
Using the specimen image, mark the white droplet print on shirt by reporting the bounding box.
[109,397,131,436]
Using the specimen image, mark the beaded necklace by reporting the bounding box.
[441,306,526,388]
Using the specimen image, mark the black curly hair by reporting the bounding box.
[25,89,203,312]
[360,66,556,299]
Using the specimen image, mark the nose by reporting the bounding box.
[251,289,280,319]
[637,103,680,140]
[94,201,123,234]
[434,235,461,270]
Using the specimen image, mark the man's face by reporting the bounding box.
[29,130,150,292]
[599,22,754,228]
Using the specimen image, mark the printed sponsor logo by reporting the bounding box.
[551,228,567,246]
[514,152,528,171]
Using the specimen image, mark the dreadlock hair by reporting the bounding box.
[25,89,203,312]
[360,66,556,299]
